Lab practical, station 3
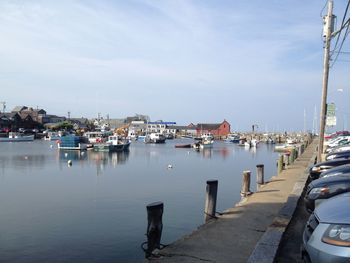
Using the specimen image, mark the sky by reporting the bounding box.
[0,0,349,132]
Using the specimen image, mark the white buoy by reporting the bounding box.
[24,156,28,160]
[167,164,173,169]
[68,160,72,166]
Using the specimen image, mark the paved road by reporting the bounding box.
[275,187,310,263]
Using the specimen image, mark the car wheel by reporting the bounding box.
[302,253,311,263]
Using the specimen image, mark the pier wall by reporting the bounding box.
[144,137,317,263]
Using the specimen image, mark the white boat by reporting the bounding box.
[274,144,296,152]
[244,139,259,148]
[200,138,214,149]
[144,133,166,143]
[193,138,214,149]
[224,133,240,143]
[44,131,61,141]
[0,132,34,142]
[127,130,138,141]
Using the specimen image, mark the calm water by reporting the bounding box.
[0,139,278,263]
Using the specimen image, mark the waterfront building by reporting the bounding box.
[196,120,231,138]
[146,121,177,135]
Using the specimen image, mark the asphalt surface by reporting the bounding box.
[275,186,310,263]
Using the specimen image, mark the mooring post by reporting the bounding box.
[145,202,164,258]
[278,154,283,174]
[284,153,290,166]
[290,148,296,163]
[204,180,218,222]
[241,170,251,197]
[256,164,264,186]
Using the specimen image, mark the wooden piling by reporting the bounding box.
[241,170,251,197]
[204,180,218,222]
[284,153,290,166]
[256,164,264,185]
[145,202,164,258]
[278,154,283,174]
[290,149,296,163]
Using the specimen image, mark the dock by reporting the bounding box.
[145,139,318,263]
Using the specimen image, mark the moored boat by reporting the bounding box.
[224,133,240,143]
[83,131,109,144]
[58,135,87,150]
[93,135,130,152]
[144,133,166,143]
[175,144,192,148]
[0,132,34,142]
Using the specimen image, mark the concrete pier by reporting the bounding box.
[145,139,317,263]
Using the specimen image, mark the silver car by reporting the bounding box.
[302,192,350,262]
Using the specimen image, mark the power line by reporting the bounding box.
[331,0,350,67]
[331,20,350,67]
[332,0,350,52]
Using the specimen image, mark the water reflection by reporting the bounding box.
[89,151,130,175]
[58,150,88,162]
[0,154,48,171]
[57,150,130,174]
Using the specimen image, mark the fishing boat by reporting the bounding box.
[127,130,138,141]
[144,133,166,143]
[43,131,61,141]
[0,132,34,142]
[224,133,240,143]
[274,144,296,152]
[57,135,87,150]
[93,135,130,152]
[244,139,259,148]
[83,131,109,144]
[192,138,214,150]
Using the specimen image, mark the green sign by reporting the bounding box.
[326,103,336,126]
[326,103,336,117]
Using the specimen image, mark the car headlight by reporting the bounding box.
[322,225,350,247]
[309,187,329,196]
[311,166,321,172]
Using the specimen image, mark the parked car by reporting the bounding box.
[326,144,350,154]
[309,158,350,180]
[326,137,350,148]
[0,127,10,133]
[324,131,350,139]
[302,192,350,262]
[319,164,350,179]
[304,175,350,212]
[326,150,350,161]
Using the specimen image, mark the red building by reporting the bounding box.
[196,120,230,137]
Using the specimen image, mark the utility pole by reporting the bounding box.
[318,0,334,162]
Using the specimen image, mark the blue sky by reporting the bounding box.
[0,0,349,131]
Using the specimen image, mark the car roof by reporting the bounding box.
[310,174,350,187]
[315,192,350,224]
[320,163,350,176]
[313,158,350,167]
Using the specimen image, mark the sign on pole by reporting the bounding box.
[326,103,337,126]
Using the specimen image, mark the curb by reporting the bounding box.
[247,146,317,263]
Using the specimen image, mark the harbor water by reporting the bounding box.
[0,139,279,262]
